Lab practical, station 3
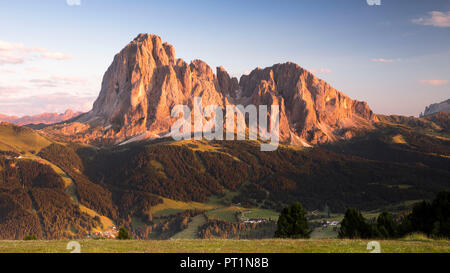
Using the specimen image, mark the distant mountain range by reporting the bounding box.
[0,109,82,126]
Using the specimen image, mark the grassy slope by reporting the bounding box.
[148,192,280,239]
[0,124,116,233]
[0,239,449,253]
[0,124,278,238]
[21,154,116,233]
[150,197,219,217]
[0,123,52,154]
[145,142,281,238]
[377,113,450,139]
[171,215,207,239]
[206,207,279,223]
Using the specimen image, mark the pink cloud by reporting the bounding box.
[371,58,395,63]
[29,76,87,88]
[0,41,26,51]
[41,51,73,60]
[0,40,73,65]
[0,68,16,73]
[0,51,24,65]
[0,93,94,116]
[29,79,58,88]
[26,67,43,73]
[50,76,86,84]
[0,85,27,97]
[412,11,450,28]
[419,80,449,86]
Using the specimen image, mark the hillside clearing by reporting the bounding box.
[0,123,52,154]
[171,215,207,239]
[150,197,220,217]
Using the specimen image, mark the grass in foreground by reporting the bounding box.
[0,239,449,253]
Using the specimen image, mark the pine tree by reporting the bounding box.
[274,202,309,238]
[24,234,37,240]
[117,227,132,240]
[376,211,397,238]
[338,208,371,238]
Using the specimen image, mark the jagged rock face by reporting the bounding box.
[47,33,377,146]
[422,99,450,117]
[217,66,239,98]
[77,34,227,140]
[237,63,377,144]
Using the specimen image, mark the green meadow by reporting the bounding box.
[0,238,448,253]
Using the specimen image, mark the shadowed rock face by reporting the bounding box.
[46,33,377,146]
[237,63,377,144]
[422,99,450,117]
[76,34,227,141]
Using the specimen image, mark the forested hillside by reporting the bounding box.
[0,115,449,239]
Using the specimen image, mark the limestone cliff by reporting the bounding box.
[44,34,377,146]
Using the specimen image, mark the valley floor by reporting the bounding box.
[0,239,449,253]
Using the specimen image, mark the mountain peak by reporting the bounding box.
[46,34,377,146]
[133,33,157,41]
[119,33,176,68]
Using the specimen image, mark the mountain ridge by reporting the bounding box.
[421,99,450,117]
[0,109,82,126]
[43,33,377,146]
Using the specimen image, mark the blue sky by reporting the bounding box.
[0,0,449,116]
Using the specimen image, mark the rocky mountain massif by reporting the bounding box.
[421,99,450,117]
[0,109,81,126]
[44,34,377,146]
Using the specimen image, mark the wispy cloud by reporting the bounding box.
[29,79,58,88]
[0,85,27,97]
[41,52,72,60]
[412,11,450,28]
[0,40,72,65]
[0,51,24,65]
[419,79,448,86]
[0,41,26,51]
[371,58,397,63]
[29,76,87,88]
[50,76,87,84]
[25,67,43,73]
[0,68,16,74]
